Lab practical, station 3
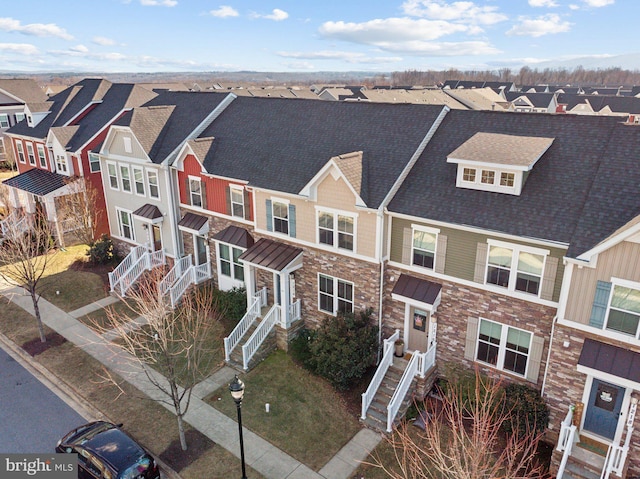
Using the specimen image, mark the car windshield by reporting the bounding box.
[74,422,115,445]
[118,456,151,479]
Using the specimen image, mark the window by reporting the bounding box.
[230,187,244,218]
[26,143,35,165]
[133,167,145,195]
[88,152,100,172]
[147,170,159,199]
[120,165,131,192]
[189,177,202,207]
[16,142,25,163]
[500,172,515,187]
[486,243,545,296]
[462,167,476,182]
[0,114,9,128]
[272,201,289,235]
[481,169,495,184]
[477,318,531,376]
[219,243,244,281]
[107,162,118,189]
[412,229,436,269]
[117,209,134,240]
[318,274,354,315]
[56,155,68,174]
[15,113,25,123]
[37,145,47,168]
[606,284,640,337]
[318,210,355,251]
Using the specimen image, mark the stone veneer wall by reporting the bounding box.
[544,324,640,477]
[382,265,556,387]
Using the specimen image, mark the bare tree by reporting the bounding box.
[100,271,224,450]
[0,209,56,343]
[376,369,546,479]
[56,177,99,247]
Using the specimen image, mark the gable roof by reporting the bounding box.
[332,151,367,203]
[388,110,624,252]
[2,168,70,196]
[194,96,444,209]
[0,79,47,104]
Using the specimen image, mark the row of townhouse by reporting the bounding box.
[3,79,640,478]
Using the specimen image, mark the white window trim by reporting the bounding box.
[37,145,47,168]
[106,161,119,191]
[188,175,202,208]
[455,164,522,195]
[147,169,160,200]
[0,114,9,128]
[476,318,532,378]
[132,166,145,197]
[411,224,440,270]
[15,113,25,123]
[230,185,245,218]
[16,142,25,163]
[271,197,290,235]
[26,143,35,166]
[485,239,549,297]
[317,273,354,315]
[604,277,640,339]
[217,242,245,282]
[88,152,100,173]
[119,164,132,193]
[123,136,132,154]
[55,154,69,175]
[315,206,358,252]
[116,208,135,241]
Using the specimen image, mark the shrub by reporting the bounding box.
[289,327,316,368]
[212,286,247,321]
[86,234,115,264]
[304,308,378,390]
[503,383,549,437]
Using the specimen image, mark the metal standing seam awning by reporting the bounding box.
[391,273,442,312]
[238,238,303,273]
[212,225,254,249]
[578,338,640,387]
[132,204,163,224]
[2,168,76,197]
[177,212,209,235]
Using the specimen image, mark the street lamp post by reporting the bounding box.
[229,374,247,479]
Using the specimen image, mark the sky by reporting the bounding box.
[0,0,637,73]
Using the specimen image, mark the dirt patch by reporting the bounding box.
[159,428,215,472]
[22,331,67,356]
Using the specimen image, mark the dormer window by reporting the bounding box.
[447,132,554,196]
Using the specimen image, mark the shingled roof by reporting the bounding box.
[195,96,444,209]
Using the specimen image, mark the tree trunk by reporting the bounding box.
[30,288,46,343]
[177,414,187,451]
[171,381,188,451]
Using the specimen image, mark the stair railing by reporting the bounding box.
[241,305,279,370]
[224,294,262,361]
[108,245,147,292]
[387,351,419,432]
[159,255,192,296]
[600,397,636,479]
[417,342,437,377]
[556,405,576,479]
[361,330,399,420]
[286,299,301,328]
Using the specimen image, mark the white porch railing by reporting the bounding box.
[600,398,636,479]
[108,245,147,292]
[387,352,419,432]
[556,406,576,479]
[417,343,437,378]
[256,287,268,308]
[1,212,30,239]
[159,255,192,296]
[361,330,399,420]
[286,299,301,327]
[241,305,279,370]
[194,262,210,283]
[223,290,264,361]
[109,248,165,297]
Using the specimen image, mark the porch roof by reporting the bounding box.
[391,274,442,308]
[578,338,640,383]
[132,204,163,223]
[2,168,70,196]
[177,212,208,235]
[212,225,254,249]
[239,238,303,272]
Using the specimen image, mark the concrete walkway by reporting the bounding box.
[0,284,382,479]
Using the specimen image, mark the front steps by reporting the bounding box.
[555,440,607,479]
[226,317,277,371]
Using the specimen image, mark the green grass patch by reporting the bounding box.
[0,298,55,345]
[206,350,362,471]
[78,300,139,332]
[40,269,107,312]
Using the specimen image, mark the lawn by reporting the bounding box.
[206,349,363,471]
[78,299,140,332]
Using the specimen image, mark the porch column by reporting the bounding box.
[244,263,255,306]
[280,270,291,328]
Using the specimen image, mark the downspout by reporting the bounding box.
[374,105,450,362]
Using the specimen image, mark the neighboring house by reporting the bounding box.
[361,88,468,109]
[504,92,558,113]
[0,79,48,166]
[443,87,506,111]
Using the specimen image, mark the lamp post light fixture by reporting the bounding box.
[229,374,247,479]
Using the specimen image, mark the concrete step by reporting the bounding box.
[564,460,600,479]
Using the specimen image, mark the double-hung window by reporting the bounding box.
[0,114,9,128]
[485,241,546,296]
[189,177,202,207]
[15,113,25,124]
[318,210,355,251]
[133,167,145,196]
[117,209,134,240]
[230,187,244,218]
[88,152,100,172]
[56,155,68,174]
[26,144,35,165]
[605,282,640,338]
[318,274,354,315]
[218,244,244,281]
[120,165,131,192]
[16,142,25,163]
[412,227,437,269]
[272,201,289,235]
[37,145,47,168]
[107,162,118,190]
[476,318,531,376]
[147,170,159,199]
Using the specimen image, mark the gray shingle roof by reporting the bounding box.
[2,168,70,196]
[0,79,47,103]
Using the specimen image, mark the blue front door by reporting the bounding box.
[583,379,624,440]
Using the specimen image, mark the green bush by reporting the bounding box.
[503,383,549,436]
[86,234,115,264]
[304,308,378,391]
[212,286,247,321]
[289,327,316,368]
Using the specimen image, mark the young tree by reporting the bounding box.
[0,209,56,343]
[378,369,546,479]
[56,177,100,247]
[101,271,224,450]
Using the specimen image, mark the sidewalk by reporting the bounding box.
[0,284,382,479]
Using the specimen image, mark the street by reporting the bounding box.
[0,344,88,453]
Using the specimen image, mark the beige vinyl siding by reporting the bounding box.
[390,216,566,301]
[566,240,640,324]
[109,131,147,158]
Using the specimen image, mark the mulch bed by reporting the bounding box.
[22,331,67,356]
[159,428,215,472]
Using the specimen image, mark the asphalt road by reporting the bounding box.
[0,345,88,453]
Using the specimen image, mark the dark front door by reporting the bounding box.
[195,235,207,265]
[583,379,624,440]
[152,225,161,251]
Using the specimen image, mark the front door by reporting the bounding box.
[583,379,625,440]
[407,308,429,352]
[195,235,207,265]
[152,225,162,251]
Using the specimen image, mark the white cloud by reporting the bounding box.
[209,6,239,18]
[528,0,558,6]
[373,40,500,56]
[583,0,614,6]
[319,18,468,43]
[0,43,39,55]
[93,36,116,46]
[506,14,572,37]
[569,4,580,9]
[69,44,89,53]
[0,17,73,40]
[251,8,289,21]
[277,50,402,64]
[401,1,507,25]
[140,0,177,6]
